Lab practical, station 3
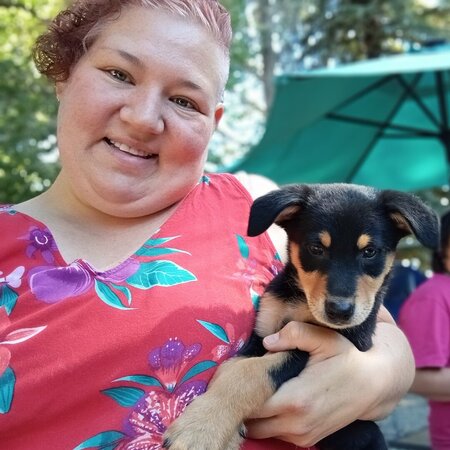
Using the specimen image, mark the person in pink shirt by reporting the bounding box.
[399,211,450,450]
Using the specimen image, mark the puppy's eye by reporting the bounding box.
[362,246,377,259]
[307,244,324,256]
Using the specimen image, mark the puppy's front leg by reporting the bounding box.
[163,351,294,450]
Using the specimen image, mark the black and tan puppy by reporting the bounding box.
[164,183,439,450]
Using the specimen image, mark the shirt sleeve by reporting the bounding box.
[399,285,450,368]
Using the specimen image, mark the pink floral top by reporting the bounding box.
[0,173,305,450]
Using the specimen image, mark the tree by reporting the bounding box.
[0,1,63,203]
[207,0,450,170]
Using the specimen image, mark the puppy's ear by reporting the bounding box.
[248,184,311,236]
[381,190,440,249]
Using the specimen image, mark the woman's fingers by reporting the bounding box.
[263,320,353,361]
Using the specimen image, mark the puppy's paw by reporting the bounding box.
[224,428,245,450]
[163,395,242,450]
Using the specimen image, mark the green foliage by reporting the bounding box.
[0,1,63,204]
[297,0,450,66]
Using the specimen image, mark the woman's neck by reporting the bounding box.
[14,179,180,270]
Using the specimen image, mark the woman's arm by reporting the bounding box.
[245,308,415,448]
[411,367,450,402]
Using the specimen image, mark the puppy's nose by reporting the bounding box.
[325,299,355,322]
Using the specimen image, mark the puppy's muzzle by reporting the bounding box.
[325,298,355,323]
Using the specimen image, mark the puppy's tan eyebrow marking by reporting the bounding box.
[357,234,371,249]
[319,231,331,248]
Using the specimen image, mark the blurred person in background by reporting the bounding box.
[399,210,450,450]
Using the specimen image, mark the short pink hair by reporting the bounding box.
[33,0,232,83]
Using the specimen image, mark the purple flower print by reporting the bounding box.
[210,323,247,361]
[94,259,141,284]
[21,226,57,264]
[118,380,206,449]
[78,337,214,450]
[29,258,140,304]
[148,338,201,391]
[29,263,94,303]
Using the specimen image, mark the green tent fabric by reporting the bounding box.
[229,49,450,191]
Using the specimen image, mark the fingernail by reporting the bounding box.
[263,332,279,346]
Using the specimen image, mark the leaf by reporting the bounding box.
[95,281,134,310]
[143,236,179,247]
[197,320,230,343]
[135,247,189,257]
[236,235,249,258]
[101,387,145,407]
[180,360,217,384]
[113,375,163,387]
[110,284,132,306]
[2,325,46,345]
[0,285,18,315]
[126,261,196,290]
[0,367,15,414]
[73,430,127,450]
[250,287,260,310]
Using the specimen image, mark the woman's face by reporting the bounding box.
[55,6,226,217]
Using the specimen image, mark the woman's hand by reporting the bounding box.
[245,309,415,448]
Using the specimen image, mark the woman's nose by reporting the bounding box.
[120,89,165,135]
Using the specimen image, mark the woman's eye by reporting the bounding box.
[171,97,197,110]
[108,69,130,83]
[307,244,324,256]
[362,247,377,259]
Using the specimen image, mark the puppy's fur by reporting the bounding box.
[164,183,439,450]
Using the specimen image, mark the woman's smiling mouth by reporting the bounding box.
[104,138,155,160]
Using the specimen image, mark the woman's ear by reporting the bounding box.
[214,103,224,129]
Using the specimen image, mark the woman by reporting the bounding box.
[399,211,450,450]
[0,1,414,448]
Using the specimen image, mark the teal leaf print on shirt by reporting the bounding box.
[179,360,217,385]
[101,387,145,407]
[0,286,18,316]
[250,287,261,310]
[113,375,163,387]
[127,261,196,289]
[236,234,249,259]
[0,266,25,316]
[73,431,127,450]
[136,236,190,258]
[0,367,15,414]
[197,320,230,343]
[94,281,134,311]
[110,284,132,306]
[135,236,190,258]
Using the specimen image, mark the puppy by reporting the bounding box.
[164,183,439,450]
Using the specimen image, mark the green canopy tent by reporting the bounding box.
[229,49,450,191]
